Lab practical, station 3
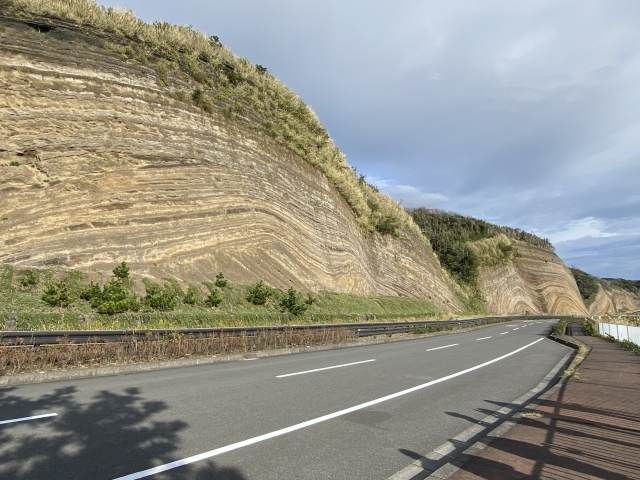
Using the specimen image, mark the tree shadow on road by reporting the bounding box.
[0,386,247,479]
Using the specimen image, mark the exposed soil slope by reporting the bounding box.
[0,16,461,310]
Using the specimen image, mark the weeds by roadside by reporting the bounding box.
[0,329,355,375]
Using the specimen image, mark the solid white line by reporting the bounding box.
[275,359,376,378]
[426,343,459,352]
[113,338,544,480]
[476,336,492,341]
[0,413,58,426]
[500,331,509,335]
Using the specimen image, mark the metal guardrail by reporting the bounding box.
[0,315,570,346]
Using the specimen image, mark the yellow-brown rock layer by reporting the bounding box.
[477,242,587,315]
[588,284,640,315]
[0,19,462,310]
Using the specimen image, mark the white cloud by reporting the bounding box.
[371,178,448,208]
[547,217,617,244]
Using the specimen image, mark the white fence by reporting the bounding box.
[599,322,640,346]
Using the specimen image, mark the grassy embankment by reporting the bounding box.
[0,265,443,331]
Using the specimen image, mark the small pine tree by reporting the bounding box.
[19,270,39,289]
[42,282,70,307]
[246,280,271,305]
[205,288,222,307]
[279,288,308,316]
[113,262,130,280]
[214,272,228,288]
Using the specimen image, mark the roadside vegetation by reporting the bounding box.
[4,0,417,237]
[0,264,443,331]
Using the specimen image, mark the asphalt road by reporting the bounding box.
[0,319,571,480]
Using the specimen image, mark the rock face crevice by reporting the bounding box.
[0,19,461,311]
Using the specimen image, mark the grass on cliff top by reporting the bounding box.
[0,265,444,331]
[410,208,551,287]
[3,0,419,238]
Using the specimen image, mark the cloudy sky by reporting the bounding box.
[101,0,640,279]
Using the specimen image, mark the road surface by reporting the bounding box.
[0,319,571,479]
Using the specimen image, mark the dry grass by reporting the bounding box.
[3,0,421,237]
[0,328,354,375]
[469,234,514,267]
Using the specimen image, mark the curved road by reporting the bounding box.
[0,319,571,479]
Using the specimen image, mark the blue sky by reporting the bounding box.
[100,0,640,279]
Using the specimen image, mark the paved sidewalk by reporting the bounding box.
[448,335,640,480]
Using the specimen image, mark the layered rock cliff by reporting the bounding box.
[0,15,462,310]
[587,282,640,315]
[476,242,588,315]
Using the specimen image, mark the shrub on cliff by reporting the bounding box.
[42,281,71,307]
[246,280,271,305]
[279,288,308,316]
[143,280,179,311]
[205,287,223,307]
[113,261,130,280]
[214,272,228,288]
[19,270,39,289]
[95,279,139,314]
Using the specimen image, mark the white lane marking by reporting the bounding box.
[476,336,492,341]
[500,331,509,335]
[114,338,544,480]
[512,328,520,331]
[426,343,459,352]
[276,359,376,378]
[0,413,58,426]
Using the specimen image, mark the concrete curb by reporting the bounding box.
[387,338,575,480]
[0,322,498,386]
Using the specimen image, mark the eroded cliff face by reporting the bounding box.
[588,284,640,315]
[0,18,462,310]
[477,242,588,315]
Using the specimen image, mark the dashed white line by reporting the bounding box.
[500,331,510,335]
[0,413,58,426]
[114,338,544,480]
[476,336,492,341]
[276,359,376,378]
[426,343,459,352]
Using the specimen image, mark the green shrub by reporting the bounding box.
[215,272,228,288]
[246,280,271,305]
[205,288,222,307]
[113,262,130,280]
[95,279,139,314]
[42,282,70,307]
[19,270,39,289]
[583,318,598,336]
[79,281,102,302]
[552,319,568,336]
[9,160,19,166]
[143,280,179,311]
[279,288,308,316]
[183,285,201,305]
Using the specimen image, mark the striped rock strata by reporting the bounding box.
[477,242,588,315]
[0,18,461,310]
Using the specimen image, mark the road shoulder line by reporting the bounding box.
[386,347,573,480]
